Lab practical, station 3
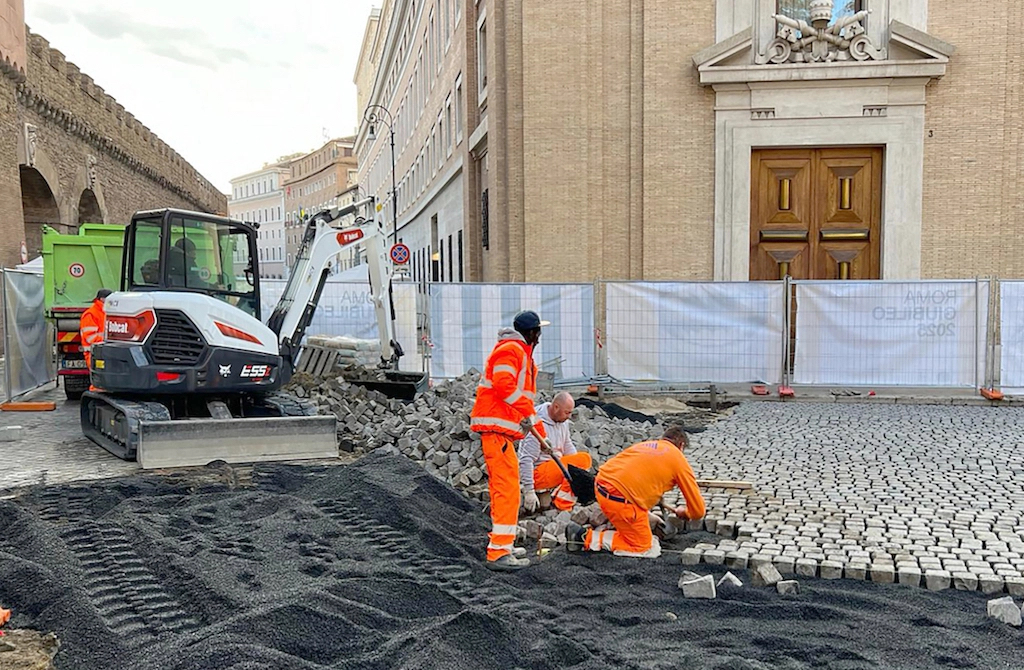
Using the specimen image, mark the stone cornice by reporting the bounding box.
[698,59,949,86]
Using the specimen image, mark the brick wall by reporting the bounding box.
[923,4,1024,278]
[494,0,716,283]
[0,30,226,261]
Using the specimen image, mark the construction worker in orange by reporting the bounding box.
[470,310,550,572]
[565,425,705,559]
[518,391,592,513]
[80,288,112,387]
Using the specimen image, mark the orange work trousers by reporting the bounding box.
[481,433,521,561]
[583,478,660,558]
[533,451,593,511]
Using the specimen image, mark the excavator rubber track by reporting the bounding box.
[80,391,337,468]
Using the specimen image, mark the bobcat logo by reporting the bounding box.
[219,365,231,377]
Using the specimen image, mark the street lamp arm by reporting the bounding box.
[362,104,395,131]
[361,104,399,246]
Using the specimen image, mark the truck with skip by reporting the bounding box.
[41,223,126,400]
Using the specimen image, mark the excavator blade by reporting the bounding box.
[137,415,338,469]
[82,391,337,468]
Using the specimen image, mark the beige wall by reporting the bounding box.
[922,3,1024,279]
[490,0,716,283]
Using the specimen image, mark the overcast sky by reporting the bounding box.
[26,0,379,194]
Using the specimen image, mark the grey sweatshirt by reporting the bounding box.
[518,402,577,491]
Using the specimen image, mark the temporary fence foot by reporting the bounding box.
[751,385,769,396]
[777,386,795,398]
[981,388,1004,401]
[1,401,57,412]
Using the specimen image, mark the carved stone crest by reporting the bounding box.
[86,154,98,189]
[23,123,37,167]
[757,0,887,64]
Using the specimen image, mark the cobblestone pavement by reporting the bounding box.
[671,401,1024,595]
[0,383,139,493]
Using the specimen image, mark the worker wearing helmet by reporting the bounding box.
[470,310,550,571]
[564,425,706,558]
[518,391,593,513]
[81,288,112,389]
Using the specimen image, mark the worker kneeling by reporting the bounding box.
[519,392,592,513]
[565,425,705,558]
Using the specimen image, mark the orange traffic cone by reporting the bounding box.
[0,606,11,627]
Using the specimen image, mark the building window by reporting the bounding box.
[455,74,464,144]
[777,0,864,34]
[447,234,453,283]
[457,229,463,281]
[481,189,489,250]
[445,95,453,155]
[444,0,452,47]
[477,19,488,94]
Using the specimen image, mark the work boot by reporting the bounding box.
[511,546,528,558]
[486,554,531,572]
[565,522,586,552]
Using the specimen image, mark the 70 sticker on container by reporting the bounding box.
[69,263,86,278]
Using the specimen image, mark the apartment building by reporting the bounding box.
[358,0,1024,283]
[227,163,289,279]
[355,0,469,290]
[283,137,358,272]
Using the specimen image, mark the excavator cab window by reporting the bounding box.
[167,216,259,317]
[125,210,261,319]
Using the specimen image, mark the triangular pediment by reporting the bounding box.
[694,20,954,86]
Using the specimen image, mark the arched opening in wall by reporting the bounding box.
[20,166,62,260]
[78,189,103,224]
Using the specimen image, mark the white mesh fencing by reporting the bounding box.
[999,281,1024,393]
[793,280,989,387]
[604,282,786,384]
[261,279,420,372]
[428,283,595,380]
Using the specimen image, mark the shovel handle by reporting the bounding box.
[528,424,572,482]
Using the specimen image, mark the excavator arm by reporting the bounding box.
[266,198,402,372]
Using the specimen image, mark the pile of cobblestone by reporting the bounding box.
[286,369,685,502]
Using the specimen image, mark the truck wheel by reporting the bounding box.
[64,375,90,401]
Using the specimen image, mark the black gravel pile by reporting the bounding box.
[0,453,1020,669]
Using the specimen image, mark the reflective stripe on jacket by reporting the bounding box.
[470,328,547,440]
[80,300,106,353]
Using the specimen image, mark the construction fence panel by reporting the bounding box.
[428,283,595,380]
[604,282,786,384]
[999,281,1024,393]
[261,280,420,372]
[793,280,989,387]
[3,269,55,399]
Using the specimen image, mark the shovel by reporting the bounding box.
[528,425,597,505]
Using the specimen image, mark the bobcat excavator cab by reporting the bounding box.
[82,199,407,463]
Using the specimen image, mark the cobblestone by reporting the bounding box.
[667,402,1024,597]
[0,385,138,493]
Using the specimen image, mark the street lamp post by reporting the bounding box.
[363,104,398,246]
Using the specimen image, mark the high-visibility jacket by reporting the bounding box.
[470,329,547,440]
[80,299,106,354]
[598,439,706,517]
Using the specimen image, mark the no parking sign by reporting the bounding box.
[389,243,410,265]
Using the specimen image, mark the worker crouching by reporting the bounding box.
[518,392,592,513]
[565,425,705,558]
[470,310,550,572]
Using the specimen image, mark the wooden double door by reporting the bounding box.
[750,147,882,281]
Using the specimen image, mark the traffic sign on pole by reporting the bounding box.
[389,243,410,265]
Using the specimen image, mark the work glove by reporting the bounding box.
[520,416,535,434]
[522,489,540,513]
